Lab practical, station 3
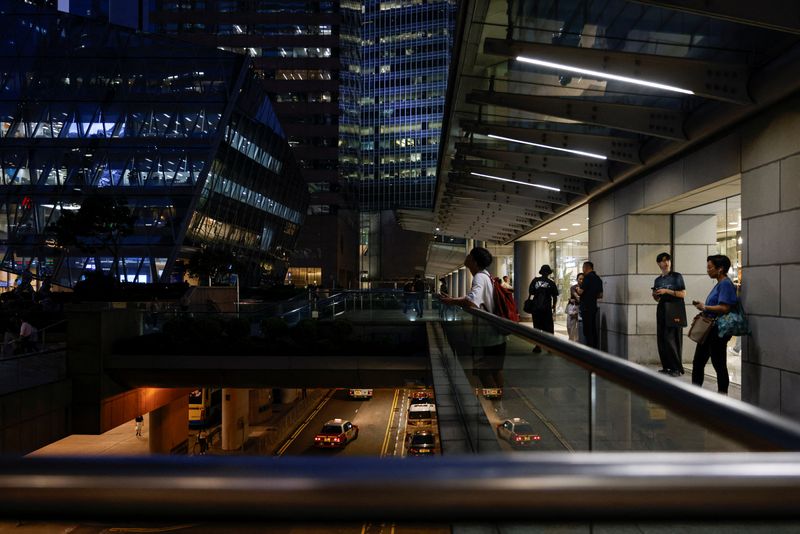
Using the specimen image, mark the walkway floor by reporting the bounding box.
[29,415,151,457]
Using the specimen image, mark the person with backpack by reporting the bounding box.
[527,265,559,353]
[439,247,509,399]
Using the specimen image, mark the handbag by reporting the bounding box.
[717,302,751,338]
[523,298,534,314]
[566,301,579,316]
[688,313,715,344]
[662,300,687,328]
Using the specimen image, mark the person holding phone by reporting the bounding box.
[652,252,686,377]
[691,254,738,394]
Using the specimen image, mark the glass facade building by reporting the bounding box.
[149,0,361,289]
[0,2,308,287]
[351,0,455,211]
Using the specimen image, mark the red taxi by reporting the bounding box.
[314,418,359,448]
[496,418,541,448]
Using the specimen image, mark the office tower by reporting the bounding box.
[150,1,359,289]
[0,2,307,287]
[348,0,455,282]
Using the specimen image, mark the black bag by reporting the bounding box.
[662,300,687,328]
[523,298,534,314]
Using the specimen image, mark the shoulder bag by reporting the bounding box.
[717,302,751,338]
[688,313,715,344]
[662,300,687,328]
[523,297,534,314]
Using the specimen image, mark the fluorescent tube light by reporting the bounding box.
[516,56,695,96]
[470,172,561,192]
[487,134,606,160]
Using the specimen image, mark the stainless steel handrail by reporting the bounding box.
[457,306,800,451]
[2,453,800,521]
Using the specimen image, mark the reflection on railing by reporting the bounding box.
[441,305,800,452]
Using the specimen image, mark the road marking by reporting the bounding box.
[512,387,574,452]
[275,389,334,456]
[380,388,400,457]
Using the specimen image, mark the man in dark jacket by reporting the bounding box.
[576,261,603,349]
[528,264,559,353]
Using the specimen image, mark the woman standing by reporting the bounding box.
[566,273,583,342]
[652,252,686,376]
[691,254,738,394]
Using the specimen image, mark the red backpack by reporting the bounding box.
[488,275,520,322]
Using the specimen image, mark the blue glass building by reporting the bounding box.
[0,1,308,287]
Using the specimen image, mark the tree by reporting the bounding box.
[187,247,243,286]
[47,196,136,280]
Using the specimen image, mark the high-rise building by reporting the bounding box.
[149,1,360,289]
[0,1,308,287]
[344,0,455,283]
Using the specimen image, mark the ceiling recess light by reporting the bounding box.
[435,227,440,231]
[549,232,557,235]
[515,56,695,96]
[572,223,581,226]
[560,228,568,231]
[469,172,560,192]
[487,133,607,160]
[540,236,548,239]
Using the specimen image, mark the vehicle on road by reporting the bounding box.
[407,430,436,456]
[408,403,436,425]
[410,394,434,406]
[497,418,541,448]
[314,418,359,448]
[348,388,373,399]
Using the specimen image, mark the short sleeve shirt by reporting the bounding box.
[704,277,738,317]
[653,272,686,302]
[467,270,505,347]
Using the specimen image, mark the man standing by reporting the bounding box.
[528,265,559,353]
[576,261,603,349]
[439,247,506,397]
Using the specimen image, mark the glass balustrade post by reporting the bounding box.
[589,372,596,451]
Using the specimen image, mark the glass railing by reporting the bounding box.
[439,305,800,453]
[6,298,800,530]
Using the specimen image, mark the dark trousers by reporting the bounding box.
[692,325,731,393]
[656,304,684,372]
[531,309,554,334]
[582,306,598,349]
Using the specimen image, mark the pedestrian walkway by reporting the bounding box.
[28,414,150,457]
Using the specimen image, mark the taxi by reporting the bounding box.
[313,418,359,448]
[407,430,436,456]
[496,418,541,448]
[348,388,373,399]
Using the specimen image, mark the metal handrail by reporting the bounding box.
[2,453,800,521]
[457,306,800,451]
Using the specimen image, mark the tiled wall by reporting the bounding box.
[587,91,800,420]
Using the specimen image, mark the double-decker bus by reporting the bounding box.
[188,388,221,429]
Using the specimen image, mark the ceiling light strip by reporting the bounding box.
[487,133,607,160]
[469,172,561,192]
[515,56,695,96]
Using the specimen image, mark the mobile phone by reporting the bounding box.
[692,300,700,305]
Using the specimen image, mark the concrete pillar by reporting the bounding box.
[221,388,250,451]
[447,273,455,296]
[673,213,718,364]
[148,395,189,454]
[514,240,548,320]
[458,267,467,297]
